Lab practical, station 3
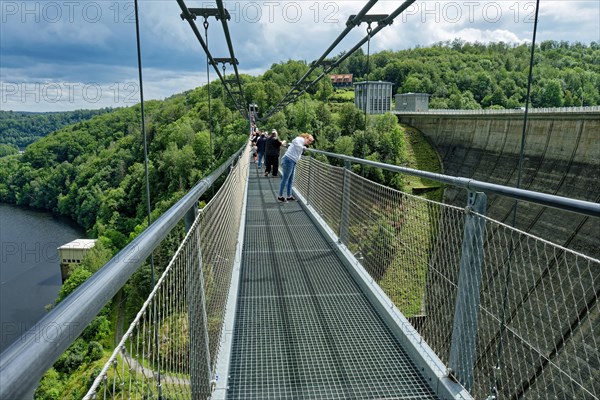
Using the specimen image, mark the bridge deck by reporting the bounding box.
[226,166,439,399]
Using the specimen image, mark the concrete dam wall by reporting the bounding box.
[395,108,599,398]
[396,108,599,258]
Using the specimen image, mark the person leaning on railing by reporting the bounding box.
[277,133,314,202]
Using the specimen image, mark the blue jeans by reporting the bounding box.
[279,156,296,197]
[257,151,265,167]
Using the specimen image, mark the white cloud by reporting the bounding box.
[442,27,523,44]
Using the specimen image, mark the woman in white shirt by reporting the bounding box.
[277,133,314,202]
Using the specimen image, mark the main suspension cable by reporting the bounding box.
[262,0,380,119]
[204,16,213,163]
[133,0,161,395]
[216,0,245,110]
[490,1,541,399]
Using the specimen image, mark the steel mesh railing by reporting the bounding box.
[470,217,599,399]
[295,156,599,399]
[84,150,249,399]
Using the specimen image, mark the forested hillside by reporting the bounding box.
[336,40,599,109]
[0,84,251,399]
[0,109,112,151]
[0,94,250,245]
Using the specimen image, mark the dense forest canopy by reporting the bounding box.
[0,92,249,246]
[0,109,112,150]
[336,40,600,109]
[239,40,600,118]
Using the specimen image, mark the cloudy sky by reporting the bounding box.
[1,0,599,112]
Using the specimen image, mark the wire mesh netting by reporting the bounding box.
[295,156,600,399]
[84,151,249,399]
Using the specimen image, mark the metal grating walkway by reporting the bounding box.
[227,166,439,399]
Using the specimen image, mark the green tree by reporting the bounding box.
[56,267,93,304]
[266,111,289,138]
[34,368,63,400]
[472,72,493,102]
[79,240,113,274]
[334,136,354,156]
[336,103,364,136]
[316,77,334,101]
[286,95,317,132]
[483,87,507,108]
[539,79,564,107]
[401,75,424,93]
[0,144,19,157]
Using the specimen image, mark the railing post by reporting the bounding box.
[339,160,352,244]
[307,153,315,205]
[186,208,212,399]
[185,202,198,232]
[449,191,487,391]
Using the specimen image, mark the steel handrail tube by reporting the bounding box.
[0,146,245,400]
[306,148,600,218]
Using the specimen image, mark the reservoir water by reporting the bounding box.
[0,203,85,353]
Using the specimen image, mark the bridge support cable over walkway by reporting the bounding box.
[222,165,454,399]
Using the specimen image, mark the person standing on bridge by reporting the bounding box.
[256,131,267,168]
[264,129,284,177]
[278,133,314,202]
[250,132,259,163]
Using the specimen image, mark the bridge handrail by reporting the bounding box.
[306,149,600,218]
[0,145,246,400]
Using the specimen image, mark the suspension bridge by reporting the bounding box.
[0,139,597,399]
[0,0,598,398]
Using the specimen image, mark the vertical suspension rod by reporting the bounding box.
[491,1,541,398]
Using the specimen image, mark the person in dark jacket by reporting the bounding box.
[264,129,284,177]
[256,132,267,168]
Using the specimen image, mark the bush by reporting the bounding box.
[82,316,111,345]
[55,350,84,375]
[34,368,63,400]
[86,341,104,362]
[54,339,87,374]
